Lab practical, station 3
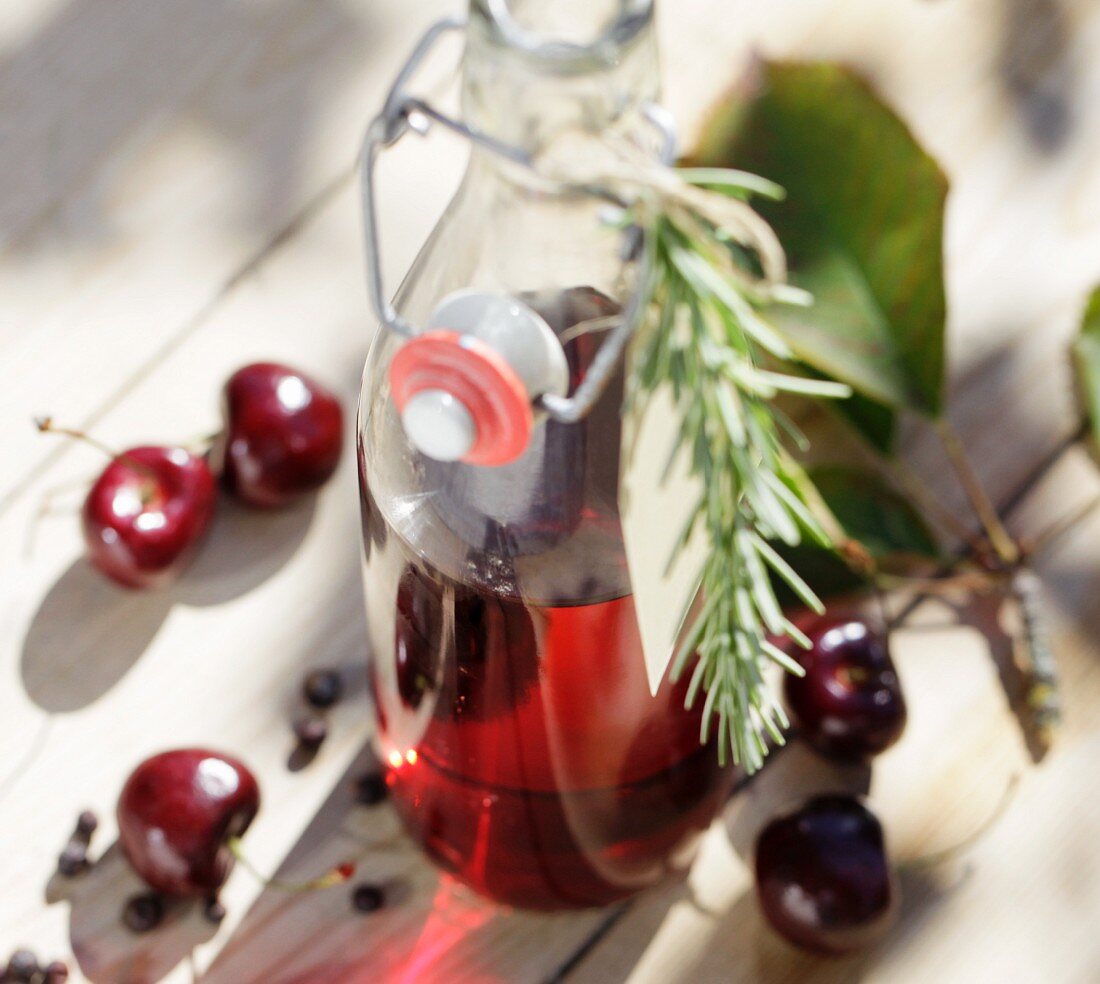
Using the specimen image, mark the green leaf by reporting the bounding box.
[810,465,939,559]
[1072,286,1100,447]
[770,463,939,604]
[832,388,897,454]
[691,61,949,419]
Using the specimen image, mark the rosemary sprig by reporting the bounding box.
[623,170,851,772]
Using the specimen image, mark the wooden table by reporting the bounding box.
[4,0,1100,980]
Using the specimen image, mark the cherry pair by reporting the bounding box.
[44,363,343,589]
[752,614,908,953]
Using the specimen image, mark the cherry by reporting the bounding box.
[213,362,343,508]
[83,446,216,589]
[117,749,260,897]
[36,419,216,589]
[755,796,898,954]
[783,616,907,761]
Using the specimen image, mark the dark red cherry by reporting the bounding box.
[755,796,898,954]
[783,616,906,761]
[82,446,217,589]
[213,362,343,508]
[117,749,260,897]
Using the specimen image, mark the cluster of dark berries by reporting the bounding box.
[2,950,68,983]
[37,362,343,590]
[290,668,346,762]
[347,764,390,915]
[56,810,98,878]
[754,614,909,954]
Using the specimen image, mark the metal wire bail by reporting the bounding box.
[358,17,676,424]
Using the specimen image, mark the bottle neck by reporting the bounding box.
[462,0,659,166]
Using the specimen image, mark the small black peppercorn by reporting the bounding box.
[6,950,39,982]
[44,960,70,984]
[293,715,328,748]
[351,883,385,913]
[203,898,227,924]
[122,893,164,934]
[75,810,99,838]
[302,669,343,709]
[57,841,89,877]
[354,772,388,806]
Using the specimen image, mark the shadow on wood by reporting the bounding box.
[0,0,376,254]
[48,843,217,984]
[998,0,1077,153]
[20,493,316,712]
[202,742,615,984]
[723,743,872,865]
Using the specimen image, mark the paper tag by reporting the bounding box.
[620,386,710,696]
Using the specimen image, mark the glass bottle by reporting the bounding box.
[357,0,732,910]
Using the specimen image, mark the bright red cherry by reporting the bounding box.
[213,362,343,508]
[82,445,216,589]
[755,796,899,954]
[783,616,907,761]
[117,749,260,897]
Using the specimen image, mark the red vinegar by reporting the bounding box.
[359,288,732,909]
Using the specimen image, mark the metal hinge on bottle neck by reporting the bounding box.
[359,16,676,428]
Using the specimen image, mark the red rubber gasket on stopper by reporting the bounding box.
[389,330,533,467]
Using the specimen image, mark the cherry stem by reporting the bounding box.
[904,773,1021,872]
[184,429,222,456]
[874,567,1008,596]
[935,419,1020,566]
[34,416,160,487]
[226,837,357,893]
[887,454,996,565]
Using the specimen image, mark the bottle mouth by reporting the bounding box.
[473,0,654,70]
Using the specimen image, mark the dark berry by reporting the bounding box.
[302,669,343,709]
[44,961,70,984]
[203,898,227,924]
[212,362,344,509]
[783,616,907,761]
[117,749,260,896]
[354,772,388,806]
[293,716,328,748]
[76,810,99,838]
[755,796,898,954]
[57,842,89,877]
[6,951,39,982]
[122,893,165,933]
[351,883,386,913]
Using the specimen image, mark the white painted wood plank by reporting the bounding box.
[0,143,461,979]
[0,0,458,505]
[2,0,1100,981]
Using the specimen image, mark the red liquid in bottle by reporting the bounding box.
[359,289,732,909]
